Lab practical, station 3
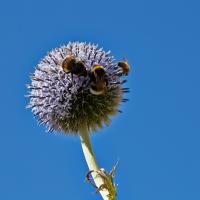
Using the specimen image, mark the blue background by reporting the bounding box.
[0,0,200,199]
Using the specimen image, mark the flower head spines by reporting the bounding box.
[27,42,128,134]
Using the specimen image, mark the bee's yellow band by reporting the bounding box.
[92,65,105,72]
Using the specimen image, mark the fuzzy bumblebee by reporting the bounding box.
[62,55,87,77]
[89,65,108,95]
[27,42,129,134]
[117,60,130,76]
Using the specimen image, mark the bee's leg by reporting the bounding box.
[85,79,91,89]
[85,73,93,88]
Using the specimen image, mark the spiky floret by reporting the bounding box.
[27,42,128,134]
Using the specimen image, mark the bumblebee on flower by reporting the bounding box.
[27,42,130,134]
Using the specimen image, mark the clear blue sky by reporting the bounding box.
[0,0,200,200]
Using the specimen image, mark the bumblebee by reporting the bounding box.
[117,59,130,76]
[89,65,108,95]
[62,56,87,77]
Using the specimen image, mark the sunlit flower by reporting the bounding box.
[27,42,128,134]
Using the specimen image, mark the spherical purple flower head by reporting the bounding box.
[27,42,128,134]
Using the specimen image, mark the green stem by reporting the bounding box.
[79,123,111,200]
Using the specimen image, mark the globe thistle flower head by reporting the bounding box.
[27,42,129,134]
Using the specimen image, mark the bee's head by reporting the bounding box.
[62,56,76,72]
[64,55,76,62]
[92,65,106,76]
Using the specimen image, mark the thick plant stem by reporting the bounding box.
[79,123,111,200]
